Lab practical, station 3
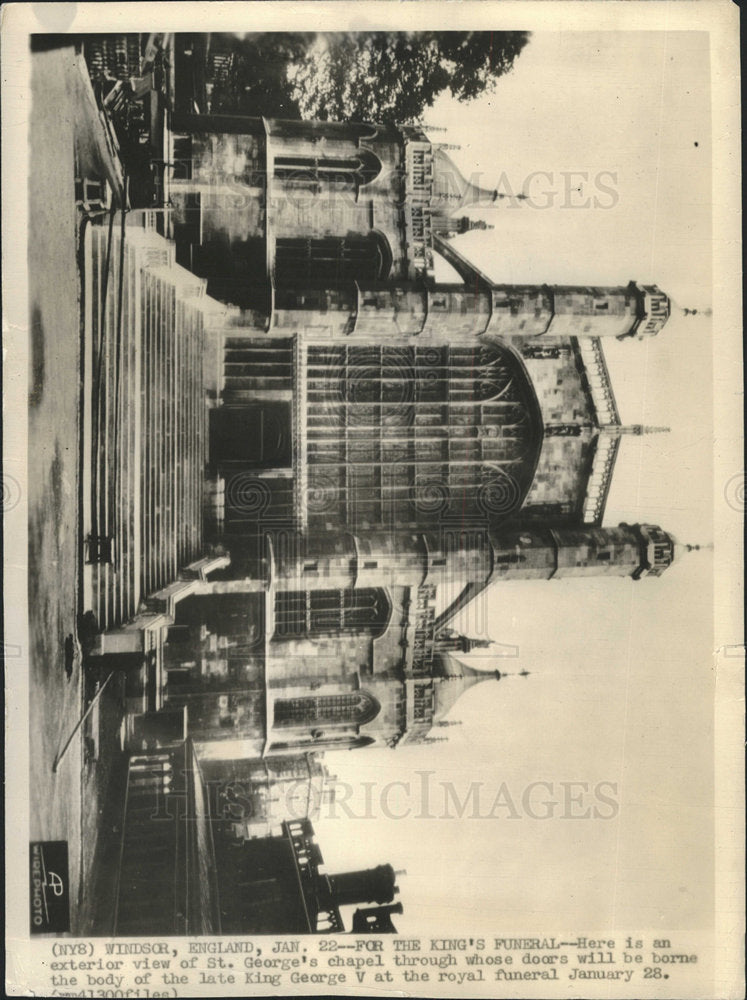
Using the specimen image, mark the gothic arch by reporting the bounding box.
[355,148,383,186]
[369,229,393,281]
[274,586,392,639]
[273,690,381,728]
[273,149,383,190]
[274,232,392,286]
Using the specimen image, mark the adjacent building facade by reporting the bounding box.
[112,742,400,935]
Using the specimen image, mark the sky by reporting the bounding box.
[313,30,715,937]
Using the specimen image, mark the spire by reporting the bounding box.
[431,148,504,212]
[602,424,671,437]
[432,656,503,722]
[431,656,531,722]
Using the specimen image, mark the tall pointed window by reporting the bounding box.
[304,343,543,529]
[273,691,381,727]
[274,149,382,192]
[274,588,390,638]
[274,232,392,286]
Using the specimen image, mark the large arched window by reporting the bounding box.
[274,149,382,191]
[303,343,543,529]
[274,587,390,638]
[273,691,381,728]
[274,232,392,286]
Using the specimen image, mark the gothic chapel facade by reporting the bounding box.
[117,109,680,760]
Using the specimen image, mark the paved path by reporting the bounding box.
[29,43,88,931]
[28,43,125,932]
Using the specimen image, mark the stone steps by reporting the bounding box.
[85,221,210,630]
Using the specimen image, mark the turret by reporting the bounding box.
[271,527,496,594]
[488,282,671,341]
[551,523,677,580]
[267,277,670,343]
[270,285,357,338]
[418,527,493,590]
[538,282,669,339]
[635,285,671,338]
[541,284,640,338]
[628,523,677,578]
[487,523,679,581]
[269,530,423,593]
[486,286,553,338]
[420,284,492,339]
[413,259,671,340]
[353,283,427,337]
[550,525,648,578]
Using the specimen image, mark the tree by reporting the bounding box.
[286,32,530,123]
[206,32,313,117]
